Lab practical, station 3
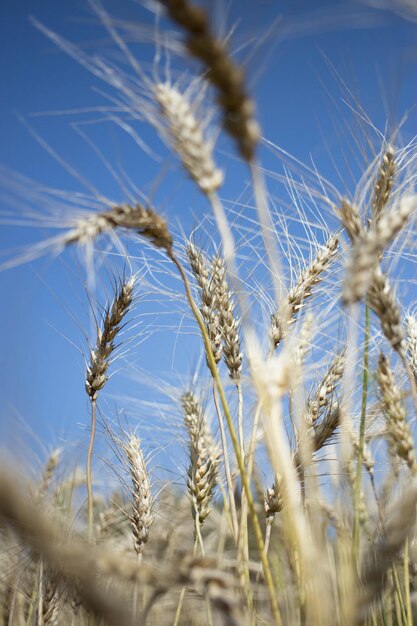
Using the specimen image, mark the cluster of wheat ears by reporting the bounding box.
[3,1,417,625]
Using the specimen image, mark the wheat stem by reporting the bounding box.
[353,301,370,564]
[212,383,239,540]
[86,399,97,543]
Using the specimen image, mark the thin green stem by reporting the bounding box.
[86,399,97,543]
[404,538,412,626]
[353,301,370,563]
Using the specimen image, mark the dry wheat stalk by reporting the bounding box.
[181,391,220,526]
[377,353,416,473]
[211,254,242,379]
[155,83,223,194]
[85,277,135,400]
[367,268,405,357]
[158,0,260,161]
[124,435,153,555]
[372,145,396,220]
[186,243,223,364]
[270,235,339,348]
[64,203,173,253]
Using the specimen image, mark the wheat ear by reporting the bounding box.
[406,314,417,381]
[182,391,220,529]
[264,476,284,525]
[158,0,259,161]
[37,449,61,500]
[377,353,416,474]
[186,243,223,364]
[155,83,223,194]
[85,277,135,541]
[339,199,365,241]
[270,235,338,349]
[367,268,405,357]
[41,569,62,626]
[167,247,283,626]
[307,351,345,426]
[372,144,396,220]
[343,195,416,304]
[64,203,173,252]
[124,435,153,555]
[211,254,243,380]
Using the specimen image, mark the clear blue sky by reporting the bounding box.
[1,0,417,472]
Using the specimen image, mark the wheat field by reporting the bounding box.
[2,2,417,625]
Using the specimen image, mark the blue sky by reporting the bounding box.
[1,0,417,474]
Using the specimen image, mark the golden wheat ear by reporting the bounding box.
[65,203,173,253]
[124,435,153,555]
[181,391,220,527]
[377,353,416,474]
[158,0,260,161]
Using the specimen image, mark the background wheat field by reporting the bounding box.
[2,1,417,625]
